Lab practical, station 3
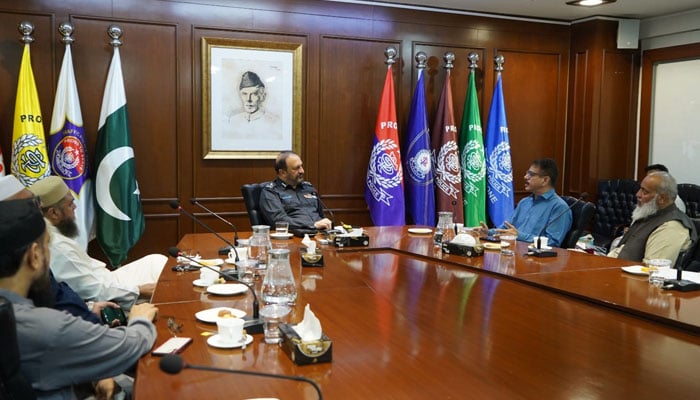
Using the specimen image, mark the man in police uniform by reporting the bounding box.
[259,151,332,231]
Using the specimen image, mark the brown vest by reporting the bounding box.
[617,204,696,262]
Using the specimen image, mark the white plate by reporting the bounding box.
[195,307,246,323]
[483,242,502,250]
[191,258,224,267]
[408,228,433,234]
[206,283,249,296]
[270,232,294,239]
[192,279,211,288]
[207,333,253,349]
[621,265,649,276]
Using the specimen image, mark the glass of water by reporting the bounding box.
[647,258,671,287]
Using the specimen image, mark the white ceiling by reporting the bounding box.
[331,0,700,22]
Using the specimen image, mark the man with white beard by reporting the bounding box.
[607,171,696,264]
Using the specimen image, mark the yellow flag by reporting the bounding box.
[11,43,50,186]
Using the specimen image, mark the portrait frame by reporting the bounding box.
[202,37,302,159]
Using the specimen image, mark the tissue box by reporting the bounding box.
[300,249,324,267]
[442,242,484,257]
[334,234,370,248]
[279,324,332,365]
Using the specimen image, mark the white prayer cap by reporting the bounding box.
[0,175,26,201]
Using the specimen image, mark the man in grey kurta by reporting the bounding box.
[0,198,158,400]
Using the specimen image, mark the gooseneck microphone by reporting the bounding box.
[168,247,261,331]
[314,191,335,229]
[160,354,323,399]
[169,200,239,261]
[190,198,239,249]
[529,192,589,258]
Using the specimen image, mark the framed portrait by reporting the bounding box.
[202,37,302,159]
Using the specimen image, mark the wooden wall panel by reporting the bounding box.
[2,0,633,262]
[567,19,640,201]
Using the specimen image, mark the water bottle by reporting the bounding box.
[248,225,271,268]
[261,249,297,305]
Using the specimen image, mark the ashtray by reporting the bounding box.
[300,249,324,267]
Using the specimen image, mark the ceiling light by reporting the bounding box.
[566,0,617,7]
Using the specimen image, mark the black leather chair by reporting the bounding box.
[0,296,36,400]
[593,179,640,249]
[561,196,596,249]
[677,183,700,219]
[676,219,700,272]
[240,183,269,227]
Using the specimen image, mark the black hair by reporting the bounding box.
[532,158,559,186]
[645,164,669,173]
[275,151,297,172]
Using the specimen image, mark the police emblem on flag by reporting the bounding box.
[366,139,403,206]
[461,140,485,196]
[407,149,432,182]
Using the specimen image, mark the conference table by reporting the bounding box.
[135,226,700,399]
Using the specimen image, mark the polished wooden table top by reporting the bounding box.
[136,227,700,399]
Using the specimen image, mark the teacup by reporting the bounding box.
[216,316,245,344]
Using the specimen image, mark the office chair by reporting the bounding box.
[240,183,270,227]
[561,196,596,249]
[675,219,700,272]
[592,179,639,249]
[0,296,36,400]
[677,183,700,218]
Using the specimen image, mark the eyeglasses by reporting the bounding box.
[525,170,546,178]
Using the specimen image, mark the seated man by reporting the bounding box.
[608,171,696,265]
[480,158,572,247]
[259,151,332,231]
[29,176,166,310]
[0,197,158,399]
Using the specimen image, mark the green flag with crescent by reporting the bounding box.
[458,69,486,228]
[94,47,144,266]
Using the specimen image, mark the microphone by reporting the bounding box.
[169,200,239,261]
[662,257,700,292]
[529,192,589,258]
[190,198,239,251]
[159,354,323,399]
[168,247,262,331]
[314,191,335,229]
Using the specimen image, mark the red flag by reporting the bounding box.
[365,65,405,226]
[431,68,464,223]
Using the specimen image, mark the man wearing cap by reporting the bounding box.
[0,197,158,399]
[29,176,166,310]
[221,70,281,142]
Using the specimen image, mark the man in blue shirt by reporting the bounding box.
[481,158,572,247]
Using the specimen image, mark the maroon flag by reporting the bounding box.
[431,67,464,223]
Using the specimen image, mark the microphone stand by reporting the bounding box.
[190,198,239,252]
[168,247,262,332]
[315,191,336,228]
[169,200,239,261]
[529,192,589,258]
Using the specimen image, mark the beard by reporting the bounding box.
[56,217,79,239]
[27,262,54,308]
[631,196,659,222]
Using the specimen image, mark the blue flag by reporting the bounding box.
[485,73,514,227]
[403,69,434,226]
[365,65,405,226]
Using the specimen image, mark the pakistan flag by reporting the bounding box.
[94,47,144,266]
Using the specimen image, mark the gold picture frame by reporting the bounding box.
[202,37,302,159]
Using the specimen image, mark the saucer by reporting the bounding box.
[621,265,649,276]
[270,232,294,239]
[206,283,249,296]
[408,228,432,234]
[207,333,253,349]
[192,278,212,288]
[191,258,224,267]
[195,307,246,323]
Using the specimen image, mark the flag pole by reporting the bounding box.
[384,46,397,65]
[494,54,505,73]
[18,21,34,44]
[468,52,479,71]
[444,51,455,70]
[59,22,75,45]
[108,24,124,47]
